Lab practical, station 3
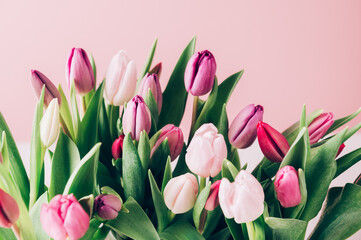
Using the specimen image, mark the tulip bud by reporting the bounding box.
[184,50,216,96]
[336,143,345,158]
[308,112,334,145]
[229,104,264,149]
[257,121,290,163]
[66,48,95,96]
[41,194,89,240]
[164,173,198,214]
[219,170,264,223]
[274,166,301,208]
[94,194,122,220]
[112,135,125,159]
[30,70,61,107]
[122,95,151,141]
[149,62,162,78]
[204,180,221,211]
[40,98,60,148]
[137,73,163,114]
[104,50,137,106]
[0,189,19,228]
[151,124,184,161]
[186,123,227,177]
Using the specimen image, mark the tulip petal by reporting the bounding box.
[40,205,67,240]
[63,202,89,240]
[113,60,137,106]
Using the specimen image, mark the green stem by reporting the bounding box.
[189,96,199,142]
[168,211,176,223]
[29,147,46,208]
[199,177,207,192]
[81,96,87,116]
[11,224,21,240]
[109,105,120,140]
[246,222,255,240]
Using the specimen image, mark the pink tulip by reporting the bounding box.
[151,124,184,161]
[184,50,216,96]
[164,173,198,214]
[219,170,265,223]
[41,194,89,240]
[112,135,125,159]
[186,123,227,177]
[257,121,290,163]
[66,48,95,96]
[308,112,334,145]
[94,194,122,220]
[0,188,19,228]
[204,180,221,211]
[229,104,264,149]
[137,73,163,114]
[274,166,301,208]
[122,95,152,141]
[30,69,62,107]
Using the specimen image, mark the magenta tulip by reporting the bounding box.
[219,170,264,223]
[205,180,221,211]
[151,124,184,161]
[184,50,216,96]
[308,112,334,145]
[137,73,163,114]
[164,173,198,214]
[112,135,125,159]
[186,123,227,177]
[0,188,19,228]
[229,104,264,149]
[41,194,89,240]
[94,194,122,220]
[274,166,302,208]
[122,95,151,141]
[66,48,94,96]
[257,121,290,163]
[336,143,345,158]
[31,69,62,107]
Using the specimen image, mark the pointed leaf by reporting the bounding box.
[336,147,361,178]
[162,157,172,193]
[265,217,307,240]
[193,181,211,230]
[159,221,204,240]
[137,38,158,88]
[58,84,75,139]
[30,192,49,240]
[326,107,361,135]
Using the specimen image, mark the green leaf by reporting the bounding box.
[58,84,75,140]
[0,114,29,206]
[0,228,16,240]
[70,82,80,140]
[30,192,49,240]
[265,217,307,240]
[159,221,205,240]
[162,157,172,193]
[49,131,80,199]
[208,228,230,240]
[149,139,170,180]
[137,38,158,89]
[108,104,119,141]
[193,181,211,230]
[158,37,196,128]
[221,159,239,181]
[63,143,101,200]
[145,89,159,124]
[106,197,160,240]
[326,107,361,135]
[230,147,241,171]
[336,147,361,178]
[309,184,361,240]
[172,144,189,177]
[202,207,223,238]
[79,219,102,240]
[225,218,246,240]
[138,131,151,175]
[217,104,232,159]
[122,134,145,204]
[148,170,170,232]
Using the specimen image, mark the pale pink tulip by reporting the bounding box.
[219,170,264,223]
[204,180,221,211]
[186,123,227,177]
[274,166,301,208]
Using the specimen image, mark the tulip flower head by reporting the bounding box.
[122,95,151,141]
[104,50,137,106]
[31,69,62,107]
[257,121,290,163]
[274,166,302,208]
[40,98,60,148]
[66,48,95,96]
[229,104,264,149]
[112,135,125,159]
[137,73,163,114]
[219,170,265,223]
[94,194,122,220]
[41,194,89,240]
[184,50,216,96]
[308,112,334,145]
[164,173,198,214]
[0,188,19,228]
[186,123,227,177]
[204,180,221,211]
[151,124,184,161]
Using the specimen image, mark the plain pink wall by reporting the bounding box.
[1,0,361,141]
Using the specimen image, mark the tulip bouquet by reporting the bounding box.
[0,37,361,240]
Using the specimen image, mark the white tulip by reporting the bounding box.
[40,98,60,148]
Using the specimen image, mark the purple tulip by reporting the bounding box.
[94,194,122,220]
[274,166,301,208]
[308,112,334,145]
[257,121,290,163]
[66,48,95,96]
[138,73,163,114]
[122,95,152,141]
[31,70,61,107]
[229,104,264,149]
[184,50,216,96]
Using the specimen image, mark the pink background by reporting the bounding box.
[1,0,361,142]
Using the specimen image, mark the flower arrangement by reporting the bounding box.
[0,37,360,240]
